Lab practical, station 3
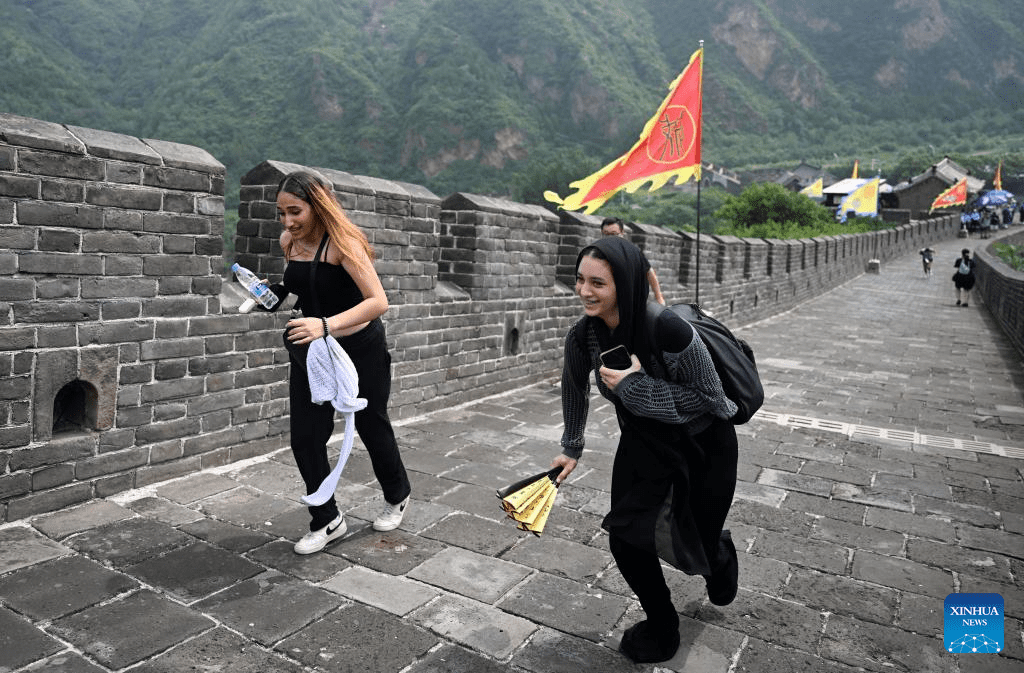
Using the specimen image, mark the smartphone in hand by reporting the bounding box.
[600,345,632,370]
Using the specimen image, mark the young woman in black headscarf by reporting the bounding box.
[550,236,740,663]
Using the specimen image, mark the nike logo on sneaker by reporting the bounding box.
[326,521,342,535]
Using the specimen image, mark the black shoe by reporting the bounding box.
[962,303,968,308]
[705,530,739,606]
[619,619,680,663]
[956,300,961,305]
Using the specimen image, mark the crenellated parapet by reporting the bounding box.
[0,112,963,521]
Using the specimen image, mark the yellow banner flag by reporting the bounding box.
[799,177,823,197]
[838,178,879,222]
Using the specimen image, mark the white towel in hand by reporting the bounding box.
[301,335,367,506]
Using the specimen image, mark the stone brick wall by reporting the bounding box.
[976,230,1024,358]
[0,113,273,522]
[0,112,963,521]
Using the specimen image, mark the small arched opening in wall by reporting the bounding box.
[507,327,520,356]
[504,311,524,357]
[52,379,98,435]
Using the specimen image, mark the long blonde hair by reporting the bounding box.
[278,171,374,271]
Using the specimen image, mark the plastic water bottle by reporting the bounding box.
[231,263,278,311]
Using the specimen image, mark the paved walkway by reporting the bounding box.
[2,234,1023,673]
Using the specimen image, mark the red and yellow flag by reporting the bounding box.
[995,160,1002,191]
[545,48,703,213]
[929,178,967,212]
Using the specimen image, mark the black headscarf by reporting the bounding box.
[575,236,652,363]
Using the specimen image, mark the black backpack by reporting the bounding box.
[644,302,764,424]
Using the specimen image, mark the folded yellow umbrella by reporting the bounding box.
[499,476,548,514]
[496,467,561,536]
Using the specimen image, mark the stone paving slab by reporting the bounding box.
[782,568,900,625]
[497,572,631,643]
[127,540,265,602]
[247,538,351,582]
[178,516,276,552]
[2,236,1023,671]
[63,517,193,567]
[510,627,647,673]
[407,643,518,673]
[411,593,537,660]
[0,554,138,620]
[124,494,207,526]
[420,511,519,556]
[330,526,447,575]
[323,566,440,616]
[697,589,825,654]
[407,546,531,603]
[0,606,63,670]
[0,526,68,573]
[30,500,133,539]
[820,613,955,672]
[852,550,956,598]
[153,471,241,504]
[192,570,340,646]
[498,533,612,582]
[48,590,213,669]
[195,484,296,525]
[278,602,438,672]
[21,651,107,673]
[132,627,305,673]
[735,637,863,673]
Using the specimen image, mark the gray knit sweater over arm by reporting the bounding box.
[559,317,737,460]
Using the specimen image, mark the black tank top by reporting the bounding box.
[283,260,363,317]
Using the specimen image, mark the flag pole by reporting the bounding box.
[694,40,704,305]
[695,165,702,304]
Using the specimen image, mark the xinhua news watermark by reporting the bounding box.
[944,593,1004,654]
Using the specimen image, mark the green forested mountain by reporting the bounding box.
[2,0,1022,208]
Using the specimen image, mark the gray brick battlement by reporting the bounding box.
[0,112,962,521]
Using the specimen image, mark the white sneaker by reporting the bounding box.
[294,515,346,554]
[373,496,410,531]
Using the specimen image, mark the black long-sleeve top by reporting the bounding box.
[559,314,738,460]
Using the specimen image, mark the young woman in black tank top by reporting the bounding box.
[275,170,411,554]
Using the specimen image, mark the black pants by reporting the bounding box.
[608,418,738,622]
[289,318,410,530]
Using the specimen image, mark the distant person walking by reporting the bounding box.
[952,248,976,307]
[919,246,935,277]
[601,217,666,305]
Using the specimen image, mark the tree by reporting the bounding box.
[716,183,834,231]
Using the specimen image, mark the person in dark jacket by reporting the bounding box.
[550,236,739,663]
[952,248,977,307]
